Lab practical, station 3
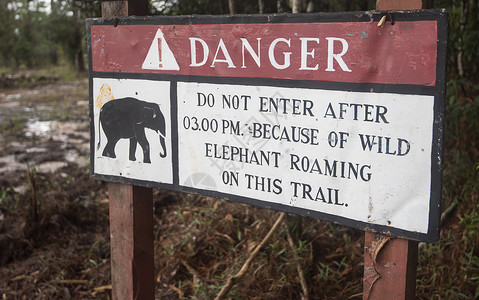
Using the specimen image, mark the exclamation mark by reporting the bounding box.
[157,37,162,68]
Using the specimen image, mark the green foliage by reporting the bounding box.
[440,0,479,80]
[0,0,16,67]
[460,209,479,241]
[47,0,100,70]
[151,0,376,15]
[0,0,100,70]
[0,187,17,209]
[0,113,27,134]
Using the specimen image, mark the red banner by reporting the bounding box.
[91,21,437,86]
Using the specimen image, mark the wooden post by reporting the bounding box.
[101,0,148,17]
[363,1,433,299]
[363,234,418,299]
[101,2,153,300]
[108,183,154,300]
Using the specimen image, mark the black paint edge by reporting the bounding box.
[90,72,437,96]
[170,81,179,186]
[87,9,447,26]
[86,20,95,178]
[90,171,435,243]
[426,10,449,243]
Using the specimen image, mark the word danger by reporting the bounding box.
[189,37,352,72]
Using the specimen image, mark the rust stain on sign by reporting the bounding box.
[95,83,114,108]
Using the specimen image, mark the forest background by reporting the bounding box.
[0,0,478,299]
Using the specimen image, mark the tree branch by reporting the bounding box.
[215,212,286,300]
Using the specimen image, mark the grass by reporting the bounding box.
[153,193,365,299]
[150,190,478,299]
[0,64,86,89]
[0,114,27,134]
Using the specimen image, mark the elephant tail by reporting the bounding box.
[97,113,102,151]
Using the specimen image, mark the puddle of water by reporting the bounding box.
[0,100,21,108]
[65,149,90,168]
[65,150,78,162]
[6,141,25,148]
[26,147,48,153]
[5,94,22,101]
[13,184,28,194]
[5,90,40,101]
[76,100,89,106]
[0,153,82,175]
[24,120,57,137]
[0,155,27,173]
[0,80,91,190]
[36,161,68,173]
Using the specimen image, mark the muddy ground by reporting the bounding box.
[0,79,477,299]
[0,80,112,299]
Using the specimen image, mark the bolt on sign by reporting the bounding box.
[87,10,448,242]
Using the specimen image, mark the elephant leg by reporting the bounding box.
[102,137,118,158]
[140,140,151,164]
[129,137,138,161]
[135,127,151,163]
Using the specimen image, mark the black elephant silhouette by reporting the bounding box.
[97,97,167,163]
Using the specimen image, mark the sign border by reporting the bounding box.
[87,9,448,243]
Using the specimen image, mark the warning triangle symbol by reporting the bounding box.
[142,28,179,71]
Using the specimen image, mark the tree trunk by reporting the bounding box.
[457,0,469,78]
[73,24,85,73]
[75,48,85,73]
[228,0,236,14]
[292,0,301,13]
[306,0,314,12]
[258,0,264,13]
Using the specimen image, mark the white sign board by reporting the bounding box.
[177,82,434,234]
[87,11,447,242]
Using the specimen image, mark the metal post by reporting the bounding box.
[101,2,153,300]
[363,1,432,299]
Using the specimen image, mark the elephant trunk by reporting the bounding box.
[159,134,167,158]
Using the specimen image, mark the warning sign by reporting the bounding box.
[87,10,448,242]
[142,29,179,70]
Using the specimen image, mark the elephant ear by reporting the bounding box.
[140,106,155,122]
